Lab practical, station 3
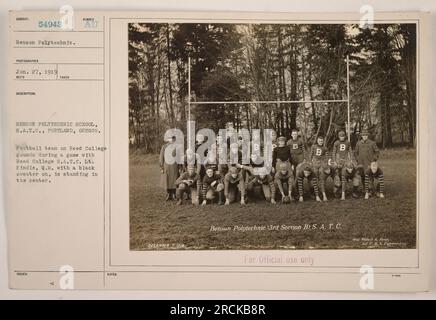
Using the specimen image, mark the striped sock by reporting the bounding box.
[312,177,319,197]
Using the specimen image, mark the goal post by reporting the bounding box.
[187,55,351,141]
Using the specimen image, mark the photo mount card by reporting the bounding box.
[6,10,431,291]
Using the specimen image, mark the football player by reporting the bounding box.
[238,152,266,177]
[310,135,329,172]
[183,148,201,175]
[216,144,229,177]
[246,167,276,204]
[364,161,385,199]
[228,142,242,166]
[287,129,306,171]
[330,131,354,198]
[175,164,201,205]
[201,149,227,178]
[201,167,224,206]
[271,130,278,151]
[216,133,225,148]
[272,136,292,174]
[332,130,353,163]
[317,162,339,202]
[296,161,321,202]
[354,129,379,184]
[274,162,294,203]
[340,160,360,200]
[195,133,207,160]
[223,166,246,205]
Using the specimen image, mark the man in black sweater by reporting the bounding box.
[272,136,292,174]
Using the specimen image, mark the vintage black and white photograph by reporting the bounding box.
[128,22,417,251]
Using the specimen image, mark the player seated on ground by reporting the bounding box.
[318,162,339,202]
[201,167,224,206]
[364,161,385,199]
[224,167,246,205]
[246,167,276,204]
[175,164,200,205]
[296,161,321,202]
[272,136,292,174]
[274,162,294,203]
[340,160,360,200]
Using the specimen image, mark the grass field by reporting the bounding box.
[129,148,416,250]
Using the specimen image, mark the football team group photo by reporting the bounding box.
[128,22,417,251]
[160,127,383,206]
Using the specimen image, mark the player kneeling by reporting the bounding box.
[246,167,276,204]
[224,167,247,205]
[296,162,321,202]
[274,162,294,203]
[364,161,385,199]
[201,168,224,206]
[340,160,360,200]
[318,162,340,201]
[175,164,201,205]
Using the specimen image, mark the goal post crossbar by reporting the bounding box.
[187,56,351,140]
[189,99,347,105]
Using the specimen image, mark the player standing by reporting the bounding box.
[331,130,353,198]
[159,136,180,201]
[271,130,278,151]
[272,136,292,173]
[287,129,306,172]
[310,135,329,172]
[183,148,201,175]
[332,130,353,163]
[354,129,380,190]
